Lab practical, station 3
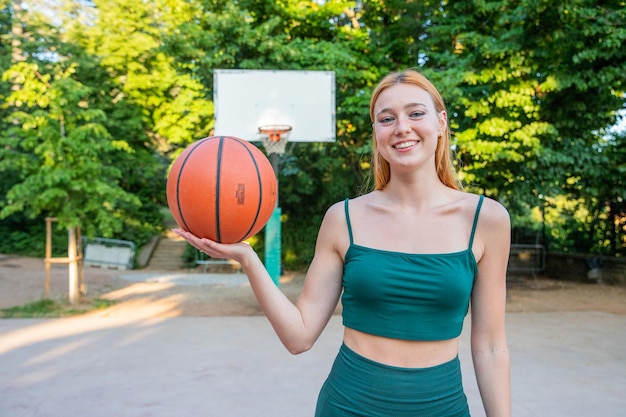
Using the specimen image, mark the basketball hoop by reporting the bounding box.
[258,124,292,155]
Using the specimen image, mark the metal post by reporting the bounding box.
[265,207,282,287]
[265,152,281,286]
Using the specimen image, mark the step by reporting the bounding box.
[146,235,189,271]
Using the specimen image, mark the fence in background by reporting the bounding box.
[507,244,546,278]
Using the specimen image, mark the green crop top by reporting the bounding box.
[341,195,484,341]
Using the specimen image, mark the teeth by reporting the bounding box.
[394,141,417,149]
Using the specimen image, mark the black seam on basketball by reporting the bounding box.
[215,137,225,243]
[233,138,264,242]
[176,137,212,232]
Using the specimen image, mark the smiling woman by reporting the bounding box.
[173,69,512,417]
[368,70,461,192]
[372,85,444,173]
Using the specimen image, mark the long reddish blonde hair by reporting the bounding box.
[368,69,462,191]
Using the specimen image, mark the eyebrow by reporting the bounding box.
[375,102,427,117]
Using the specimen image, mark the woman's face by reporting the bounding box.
[372,83,446,172]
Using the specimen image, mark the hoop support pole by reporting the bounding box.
[257,125,292,286]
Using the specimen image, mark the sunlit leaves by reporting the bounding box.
[0,54,141,236]
[1,0,624,258]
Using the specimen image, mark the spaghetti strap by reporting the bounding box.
[344,198,354,245]
[468,195,484,250]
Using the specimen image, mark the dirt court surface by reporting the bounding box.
[1,254,625,317]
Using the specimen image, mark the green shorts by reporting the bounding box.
[315,343,470,417]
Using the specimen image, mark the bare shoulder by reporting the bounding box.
[477,195,510,229]
[317,199,350,253]
[321,199,348,226]
[468,194,511,262]
[325,193,377,218]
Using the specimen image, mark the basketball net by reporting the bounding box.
[258,124,292,155]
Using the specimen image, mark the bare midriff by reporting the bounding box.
[343,327,460,368]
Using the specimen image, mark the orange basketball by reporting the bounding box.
[166,136,277,243]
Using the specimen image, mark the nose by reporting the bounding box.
[395,115,411,135]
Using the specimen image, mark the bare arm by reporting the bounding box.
[173,202,345,354]
[470,198,511,417]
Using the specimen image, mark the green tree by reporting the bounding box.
[69,0,214,150]
[0,62,141,236]
[1,0,624,262]
[572,129,626,255]
[0,0,167,251]
[417,0,625,254]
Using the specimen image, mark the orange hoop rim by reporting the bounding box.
[258,124,292,142]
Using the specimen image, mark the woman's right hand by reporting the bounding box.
[172,228,255,265]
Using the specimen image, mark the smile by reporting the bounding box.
[393,140,419,149]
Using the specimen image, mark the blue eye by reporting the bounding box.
[410,111,425,118]
[379,117,394,125]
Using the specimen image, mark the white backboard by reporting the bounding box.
[214,69,336,142]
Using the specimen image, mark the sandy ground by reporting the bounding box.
[1,254,625,317]
[2,254,626,417]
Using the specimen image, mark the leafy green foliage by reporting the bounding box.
[0,0,624,262]
[0,0,167,251]
[1,62,142,237]
[416,0,625,254]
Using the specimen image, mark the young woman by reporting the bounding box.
[174,69,511,416]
